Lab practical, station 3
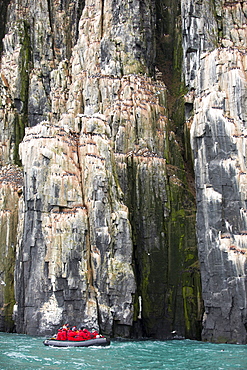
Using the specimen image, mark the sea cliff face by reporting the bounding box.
[182,0,247,343]
[0,0,246,343]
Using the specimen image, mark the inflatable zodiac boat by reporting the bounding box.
[43,337,110,347]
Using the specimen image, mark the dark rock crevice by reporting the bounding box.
[0,0,11,57]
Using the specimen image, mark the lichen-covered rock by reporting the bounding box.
[16,122,136,336]
[0,0,202,340]
[183,0,247,343]
[0,165,23,331]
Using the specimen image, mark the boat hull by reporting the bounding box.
[43,337,110,347]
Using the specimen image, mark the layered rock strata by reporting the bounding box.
[16,122,136,335]
[0,165,23,331]
[182,0,247,343]
[1,0,203,340]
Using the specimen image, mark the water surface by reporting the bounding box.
[0,332,246,369]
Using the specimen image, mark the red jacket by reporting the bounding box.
[67,330,78,341]
[82,329,91,340]
[56,330,63,340]
[61,329,68,340]
[56,329,67,340]
[75,330,87,341]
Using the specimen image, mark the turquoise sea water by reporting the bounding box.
[0,332,246,370]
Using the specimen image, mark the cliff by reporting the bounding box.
[0,0,246,344]
[183,0,247,343]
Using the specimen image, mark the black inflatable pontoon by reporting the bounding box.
[43,337,110,347]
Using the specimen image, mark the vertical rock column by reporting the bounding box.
[17,120,136,336]
[0,166,23,331]
[183,0,247,343]
[17,124,90,335]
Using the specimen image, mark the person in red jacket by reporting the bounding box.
[67,326,78,341]
[61,328,68,340]
[56,328,63,340]
[75,329,87,341]
[82,328,91,340]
